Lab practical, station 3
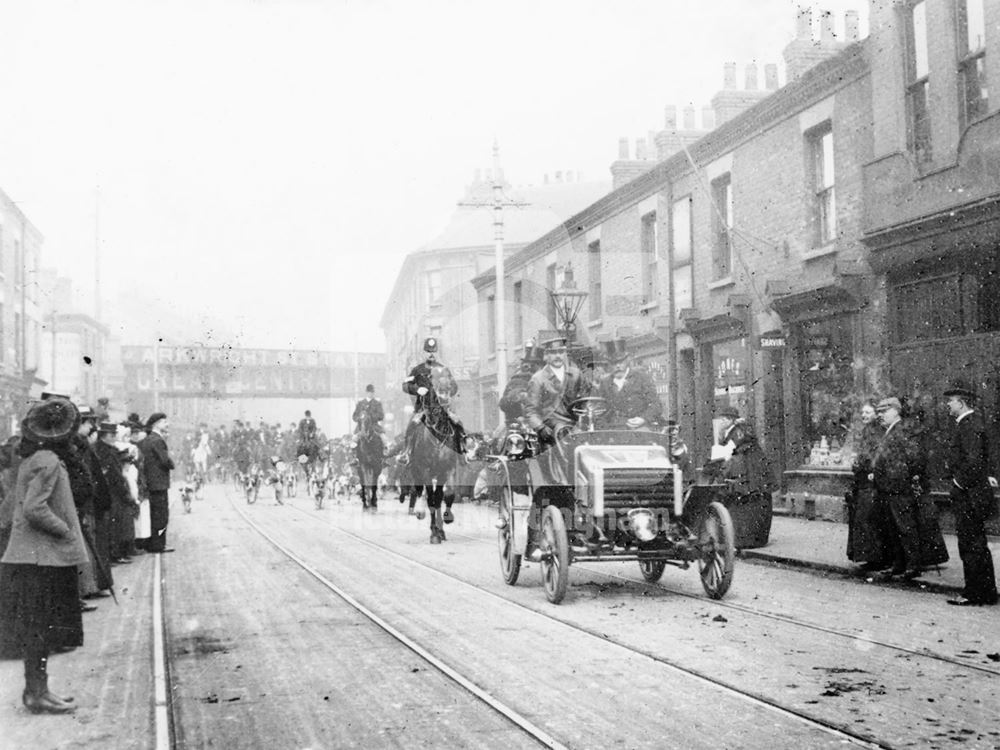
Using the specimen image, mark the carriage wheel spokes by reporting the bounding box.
[698,501,735,599]
[539,505,569,604]
[498,485,521,586]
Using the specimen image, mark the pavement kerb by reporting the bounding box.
[736,548,964,595]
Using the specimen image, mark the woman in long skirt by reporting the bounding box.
[846,400,892,570]
[0,399,89,714]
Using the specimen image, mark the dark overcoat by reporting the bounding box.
[140,431,174,492]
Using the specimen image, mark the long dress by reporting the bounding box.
[846,422,892,566]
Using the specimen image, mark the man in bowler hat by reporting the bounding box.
[943,380,998,605]
[139,413,175,553]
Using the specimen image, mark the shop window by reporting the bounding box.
[673,264,693,316]
[671,195,692,265]
[957,0,988,129]
[905,1,933,163]
[799,316,855,455]
[712,337,749,416]
[711,175,733,279]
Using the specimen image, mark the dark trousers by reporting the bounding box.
[952,485,998,602]
[148,490,169,552]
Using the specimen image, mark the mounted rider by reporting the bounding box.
[296,410,320,462]
[595,339,663,430]
[352,384,385,436]
[399,337,465,464]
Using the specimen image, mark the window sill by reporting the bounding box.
[586,319,603,329]
[707,276,734,290]
[640,301,660,312]
[802,244,837,261]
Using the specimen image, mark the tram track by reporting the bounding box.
[237,493,902,750]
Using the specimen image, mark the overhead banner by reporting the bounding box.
[121,345,386,399]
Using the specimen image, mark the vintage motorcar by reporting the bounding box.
[490,398,735,604]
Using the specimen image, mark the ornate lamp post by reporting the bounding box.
[548,263,588,343]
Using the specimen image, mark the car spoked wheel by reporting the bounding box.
[698,501,735,599]
[498,485,521,586]
[539,505,569,604]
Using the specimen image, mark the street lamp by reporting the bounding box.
[548,263,588,343]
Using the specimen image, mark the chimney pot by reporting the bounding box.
[635,138,647,161]
[664,104,678,130]
[764,63,779,90]
[701,105,716,130]
[745,62,759,90]
[723,62,737,89]
[683,105,696,130]
[796,6,813,39]
[618,137,630,159]
[845,10,859,41]
[820,9,835,41]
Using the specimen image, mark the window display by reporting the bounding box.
[799,316,854,465]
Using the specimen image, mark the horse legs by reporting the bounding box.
[443,489,455,524]
[428,484,445,543]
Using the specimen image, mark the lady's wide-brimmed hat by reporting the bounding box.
[943,379,977,402]
[23,398,80,443]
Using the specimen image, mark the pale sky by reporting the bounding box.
[0,0,868,353]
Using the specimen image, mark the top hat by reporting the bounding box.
[541,335,568,350]
[875,396,901,412]
[423,337,438,353]
[523,344,545,364]
[23,398,80,444]
[77,405,98,421]
[145,412,168,431]
[602,338,630,363]
[943,379,977,402]
[718,405,740,419]
[365,383,375,393]
[97,421,119,435]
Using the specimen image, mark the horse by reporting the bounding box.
[408,367,463,543]
[355,413,385,512]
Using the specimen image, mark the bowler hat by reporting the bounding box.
[602,338,630,363]
[23,398,80,444]
[943,379,977,402]
[40,391,71,401]
[145,412,168,431]
[718,406,740,419]
[423,337,438,353]
[365,383,375,393]
[876,397,901,412]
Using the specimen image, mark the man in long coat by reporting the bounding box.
[872,397,922,579]
[140,413,175,553]
[943,380,998,606]
[352,384,385,435]
[596,339,663,429]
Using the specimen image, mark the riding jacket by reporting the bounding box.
[403,359,458,412]
[352,397,385,430]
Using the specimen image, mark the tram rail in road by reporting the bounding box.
[233,492,894,750]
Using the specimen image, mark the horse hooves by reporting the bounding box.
[430,533,441,545]
[438,530,446,541]
[415,511,426,520]
[443,510,454,524]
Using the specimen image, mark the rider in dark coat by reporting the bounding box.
[400,337,463,463]
[352,384,385,434]
[596,339,663,429]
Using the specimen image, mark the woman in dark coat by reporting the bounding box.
[846,400,891,570]
[0,398,88,714]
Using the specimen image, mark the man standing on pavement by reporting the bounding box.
[140,413,175,553]
[872,397,922,580]
[943,380,998,606]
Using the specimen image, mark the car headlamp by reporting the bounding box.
[506,433,525,456]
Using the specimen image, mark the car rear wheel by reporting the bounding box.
[698,501,735,599]
[540,505,570,604]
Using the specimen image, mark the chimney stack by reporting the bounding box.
[764,63,779,90]
[723,61,737,89]
[664,104,678,130]
[845,10,860,41]
[683,105,696,130]
[635,138,647,160]
[701,105,716,130]
[618,137,630,159]
[820,9,835,41]
[745,62,759,90]
[796,6,813,39]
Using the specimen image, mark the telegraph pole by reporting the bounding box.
[458,140,527,404]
